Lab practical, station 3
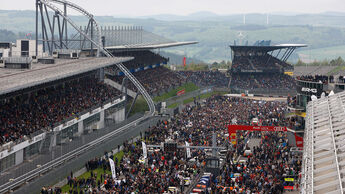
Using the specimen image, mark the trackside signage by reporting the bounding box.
[228,125,288,135]
[301,87,317,93]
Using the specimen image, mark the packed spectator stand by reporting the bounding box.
[230,73,295,90]
[107,66,186,95]
[49,95,301,193]
[229,55,296,93]
[105,51,188,96]
[177,70,230,88]
[231,55,293,72]
[296,75,333,84]
[105,51,168,75]
[0,74,121,145]
[228,44,305,95]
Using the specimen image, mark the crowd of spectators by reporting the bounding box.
[108,66,185,95]
[177,70,230,88]
[231,57,252,71]
[214,131,301,193]
[0,75,121,145]
[106,51,168,75]
[51,95,301,193]
[231,55,293,72]
[230,73,296,90]
[338,75,345,83]
[296,75,333,84]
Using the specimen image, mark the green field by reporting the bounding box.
[153,82,199,102]
[167,91,228,109]
[4,10,345,63]
[60,150,126,193]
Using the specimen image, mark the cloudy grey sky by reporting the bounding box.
[2,0,345,16]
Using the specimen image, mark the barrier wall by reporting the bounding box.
[0,96,126,172]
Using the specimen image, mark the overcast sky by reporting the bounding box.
[2,0,345,16]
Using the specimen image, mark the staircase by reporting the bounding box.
[98,48,155,115]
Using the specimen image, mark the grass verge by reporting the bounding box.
[153,82,199,102]
[60,151,126,193]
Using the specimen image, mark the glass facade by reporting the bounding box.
[0,153,15,172]
[296,80,324,108]
[56,124,78,144]
[24,141,40,160]
[84,113,100,131]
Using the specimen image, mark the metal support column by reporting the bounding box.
[35,0,39,57]
[126,93,139,119]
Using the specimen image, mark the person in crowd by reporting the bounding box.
[177,70,230,88]
[108,66,185,95]
[55,95,301,193]
[0,75,121,145]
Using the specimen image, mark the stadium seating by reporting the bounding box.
[107,66,185,95]
[232,55,293,72]
[0,76,121,145]
[177,70,230,88]
[296,75,333,83]
[230,73,295,90]
[229,54,295,91]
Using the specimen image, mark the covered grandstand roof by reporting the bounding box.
[104,41,198,52]
[302,91,345,194]
[0,57,132,96]
[229,44,307,53]
[82,27,198,52]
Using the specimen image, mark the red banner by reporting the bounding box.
[228,125,287,134]
[284,186,294,190]
[295,134,303,148]
[177,89,185,96]
[183,57,186,67]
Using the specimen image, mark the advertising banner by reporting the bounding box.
[109,158,116,180]
[142,142,147,159]
[177,89,185,96]
[185,141,191,158]
[228,125,287,135]
[295,134,304,148]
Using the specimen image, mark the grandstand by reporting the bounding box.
[229,43,306,96]
[176,70,230,88]
[302,90,345,194]
[0,1,198,193]
[0,1,320,193]
[294,65,336,77]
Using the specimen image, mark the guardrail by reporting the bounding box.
[231,88,296,97]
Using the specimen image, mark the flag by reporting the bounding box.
[177,89,185,96]
[109,158,116,180]
[142,141,147,158]
[295,134,303,148]
[185,141,191,158]
[183,57,186,66]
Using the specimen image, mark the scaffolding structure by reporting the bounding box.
[302,91,345,194]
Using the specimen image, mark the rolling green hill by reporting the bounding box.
[2,10,345,63]
[298,45,345,62]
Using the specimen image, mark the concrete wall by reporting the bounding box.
[15,149,23,166]
[13,116,163,194]
[0,102,126,173]
[11,39,43,57]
